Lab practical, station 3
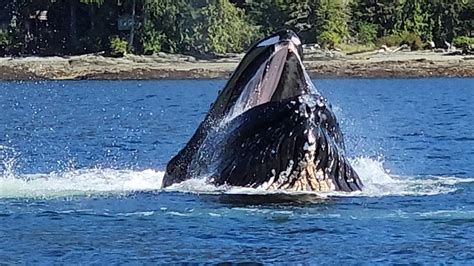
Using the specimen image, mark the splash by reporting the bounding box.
[0,145,18,179]
[0,145,164,199]
[348,157,474,197]
[1,147,472,199]
[166,156,474,198]
[0,168,164,199]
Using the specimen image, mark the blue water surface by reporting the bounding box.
[0,79,473,263]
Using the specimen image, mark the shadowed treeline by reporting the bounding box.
[0,0,472,57]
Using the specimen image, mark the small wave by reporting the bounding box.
[0,168,164,199]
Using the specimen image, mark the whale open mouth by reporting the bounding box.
[213,30,317,122]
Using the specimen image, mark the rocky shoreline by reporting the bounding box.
[1,50,473,80]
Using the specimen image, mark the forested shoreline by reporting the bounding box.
[0,0,473,57]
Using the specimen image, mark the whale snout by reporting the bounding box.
[256,29,303,58]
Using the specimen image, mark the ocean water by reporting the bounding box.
[1,79,473,263]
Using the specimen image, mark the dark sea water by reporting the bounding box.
[1,79,473,264]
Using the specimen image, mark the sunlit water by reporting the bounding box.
[1,79,473,263]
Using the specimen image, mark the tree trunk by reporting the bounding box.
[89,5,95,32]
[129,0,136,53]
[69,0,78,54]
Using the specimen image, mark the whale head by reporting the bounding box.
[211,30,317,121]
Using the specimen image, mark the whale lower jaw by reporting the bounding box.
[265,155,336,192]
[262,138,360,192]
[201,93,363,193]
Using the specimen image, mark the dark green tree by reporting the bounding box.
[185,0,260,54]
[430,0,465,44]
[458,0,474,37]
[315,0,350,47]
[351,0,403,37]
[394,0,432,40]
[245,0,312,36]
[145,0,259,54]
[144,0,191,53]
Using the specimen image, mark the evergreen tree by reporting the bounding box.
[458,0,473,37]
[185,0,260,54]
[245,0,311,36]
[430,0,464,44]
[145,0,191,53]
[351,0,402,37]
[146,0,259,54]
[315,0,350,47]
[1,0,473,55]
[395,0,432,40]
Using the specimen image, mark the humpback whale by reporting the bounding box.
[162,30,363,192]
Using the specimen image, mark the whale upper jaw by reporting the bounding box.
[162,30,363,192]
[210,30,318,122]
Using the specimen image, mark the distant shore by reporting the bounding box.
[1,50,473,80]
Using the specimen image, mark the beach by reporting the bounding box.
[1,50,473,80]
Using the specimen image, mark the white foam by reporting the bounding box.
[165,156,474,198]
[0,168,164,199]
[346,157,474,197]
[1,156,472,199]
